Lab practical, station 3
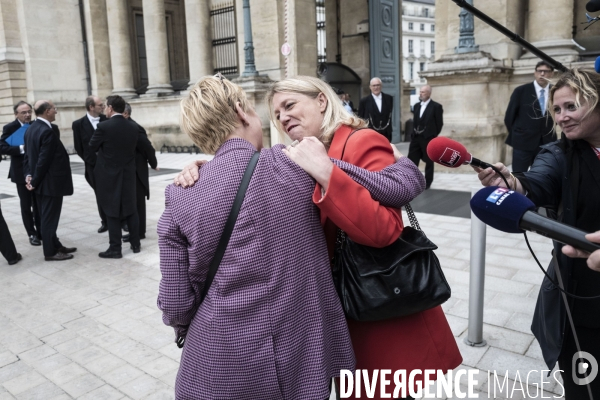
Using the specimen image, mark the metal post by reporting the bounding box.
[241,0,258,77]
[455,0,479,54]
[465,187,487,347]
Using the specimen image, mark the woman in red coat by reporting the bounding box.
[176,76,462,399]
[269,76,462,399]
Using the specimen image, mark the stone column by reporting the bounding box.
[105,0,136,96]
[525,0,577,59]
[83,0,113,98]
[184,0,212,87]
[142,0,173,94]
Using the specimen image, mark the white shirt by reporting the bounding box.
[371,93,382,113]
[419,98,431,118]
[87,112,101,129]
[342,101,353,115]
[37,117,52,129]
[533,80,549,114]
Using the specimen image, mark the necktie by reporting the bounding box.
[539,89,546,114]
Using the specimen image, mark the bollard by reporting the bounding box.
[464,187,487,347]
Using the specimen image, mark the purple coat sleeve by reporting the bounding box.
[157,187,198,340]
[331,157,426,208]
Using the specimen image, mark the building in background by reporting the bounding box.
[401,0,435,107]
[0,0,598,156]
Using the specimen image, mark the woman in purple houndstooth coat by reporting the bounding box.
[158,76,425,400]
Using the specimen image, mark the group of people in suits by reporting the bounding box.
[0,100,76,262]
[357,78,444,189]
[0,95,157,264]
[72,96,157,258]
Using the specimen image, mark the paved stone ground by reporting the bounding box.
[0,152,566,399]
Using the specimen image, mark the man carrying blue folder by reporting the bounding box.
[0,101,42,246]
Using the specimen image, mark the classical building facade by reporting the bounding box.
[0,0,598,157]
[425,0,600,168]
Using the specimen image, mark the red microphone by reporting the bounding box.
[426,137,492,169]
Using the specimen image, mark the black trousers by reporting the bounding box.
[408,135,434,187]
[0,203,18,262]
[512,147,542,173]
[86,168,107,225]
[558,325,600,399]
[35,193,63,257]
[16,183,41,238]
[96,189,107,224]
[107,212,140,251]
[136,178,146,238]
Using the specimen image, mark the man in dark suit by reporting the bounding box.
[72,96,107,232]
[0,101,42,246]
[24,100,76,261]
[90,95,141,258]
[358,77,394,142]
[505,61,556,172]
[408,85,444,189]
[122,103,157,242]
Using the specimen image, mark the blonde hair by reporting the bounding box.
[267,76,367,147]
[180,75,251,154]
[549,68,600,123]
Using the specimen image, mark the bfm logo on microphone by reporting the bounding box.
[437,147,461,167]
[573,351,598,385]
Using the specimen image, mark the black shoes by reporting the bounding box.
[122,224,129,232]
[99,249,122,259]
[8,253,22,265]
[57,246,77,254]
[45,252,74,261]
[131,245,141,254]
[29,236,41,246]
[98,223,108,233]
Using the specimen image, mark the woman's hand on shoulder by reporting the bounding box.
[390,143,403,161]
[282,136,334,189]
[173,160,207,188]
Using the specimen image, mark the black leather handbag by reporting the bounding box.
[333,203,451,321]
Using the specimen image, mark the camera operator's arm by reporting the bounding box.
[562,231,600,272]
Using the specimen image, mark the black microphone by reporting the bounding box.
[471,187,600,253]
[588,0,600,12]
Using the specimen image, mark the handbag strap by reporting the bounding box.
[177,151,260,349]
[200,150,260,303]
[404,203,422,231]
[339,128,365,160]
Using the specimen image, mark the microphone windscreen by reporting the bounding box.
[595,56,600,74]
[470,186,536,233]
[587,0,600,12]
[426,137,470,168]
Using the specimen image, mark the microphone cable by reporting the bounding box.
[523,232,600,300]
[524,231,595,400]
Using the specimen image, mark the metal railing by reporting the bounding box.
[211,2,238,76]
